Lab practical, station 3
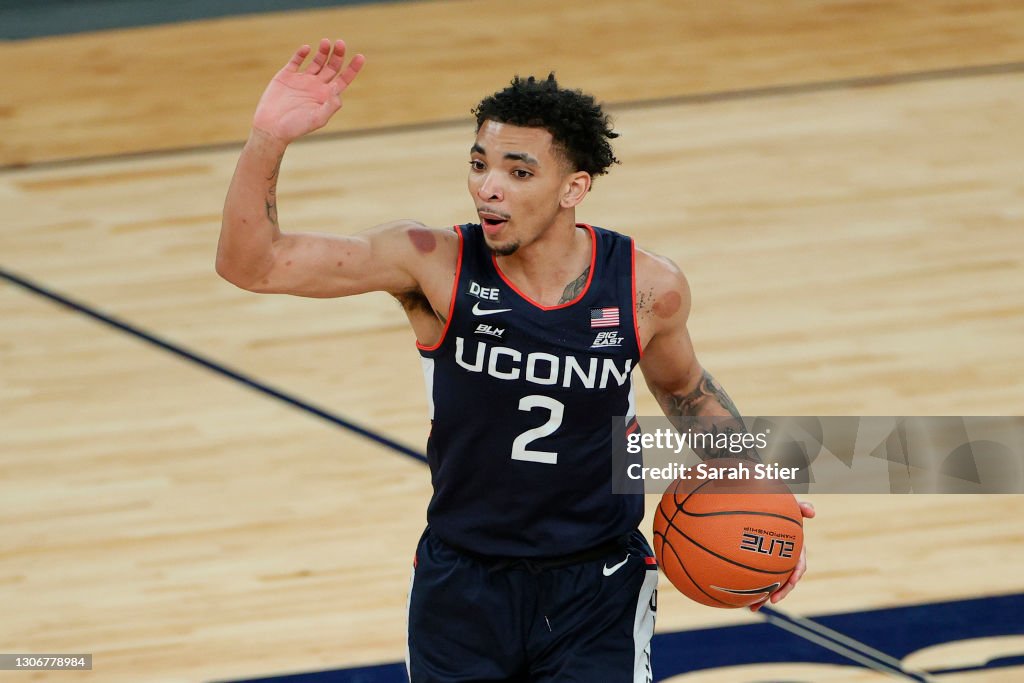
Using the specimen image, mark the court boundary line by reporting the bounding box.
[760,605,935,681]
[4,60,1022,173]
[0,265,428,464]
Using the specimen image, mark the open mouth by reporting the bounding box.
[479,210,509,231]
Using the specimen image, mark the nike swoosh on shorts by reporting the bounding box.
[603,556,629,576]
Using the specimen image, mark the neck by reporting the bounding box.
[495,215,592,305]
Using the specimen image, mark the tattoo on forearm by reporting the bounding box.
[659,371,760,462]
[665,370,741,420]
[267,156,282,182]
[265,193,278,226]
[558,266,590,304]
[265,155,282,226]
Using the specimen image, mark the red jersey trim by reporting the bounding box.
[631,239,644,359]
[415,225,464,352]
[490,223,597,311]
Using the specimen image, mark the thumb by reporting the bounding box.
[311,94,342,128]
[320,94,342,116]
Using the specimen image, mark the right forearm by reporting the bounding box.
[216,129,289,285]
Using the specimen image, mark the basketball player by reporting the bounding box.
[217,39,814,683]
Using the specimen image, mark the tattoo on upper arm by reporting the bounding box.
[558,266,590,304]
[635,287,655,321]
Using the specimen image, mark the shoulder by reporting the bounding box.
[369,219,460,253]
[367,220,461,276]
[633,245,692,332]
[369,223,462,329]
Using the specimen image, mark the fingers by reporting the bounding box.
[769,574,799,605]
[335,52,367,90]
[307,38,332,75]
[288,39,365,91]
[770,501,812,606]
[284,44,312,72]
[752,540,810,612]
[770,584,794,605]
[318,39,347,82]
[770,545,808,605]
[779,561,804,596]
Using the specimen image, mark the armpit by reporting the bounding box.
[394,288,446,323]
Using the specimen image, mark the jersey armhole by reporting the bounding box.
[630,238,644,359]
[416,225,464,352]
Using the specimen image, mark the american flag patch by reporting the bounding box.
[590,307,619,328]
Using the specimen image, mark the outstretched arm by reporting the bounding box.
[217,39,438,298]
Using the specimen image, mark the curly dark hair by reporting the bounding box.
[472,74,619,178]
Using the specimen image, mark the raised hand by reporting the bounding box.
[252,39,366,144]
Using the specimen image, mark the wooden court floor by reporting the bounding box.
[2,1,1023,681]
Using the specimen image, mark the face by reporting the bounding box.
[468,120,589,256]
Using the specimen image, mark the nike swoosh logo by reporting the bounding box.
[472,302,511,316]
[710,582,781,596]
[603,556,630,576]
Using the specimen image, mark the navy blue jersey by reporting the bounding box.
[417,223,643,557]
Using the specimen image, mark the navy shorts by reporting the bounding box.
[406,527,659,683]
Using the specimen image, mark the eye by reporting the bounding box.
[469,159,485,171]
[512,169,533,179]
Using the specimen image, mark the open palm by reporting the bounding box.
[253,39,366,144]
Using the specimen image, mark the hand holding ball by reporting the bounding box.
[653,458,804,609]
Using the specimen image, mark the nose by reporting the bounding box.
[476,171,503,202]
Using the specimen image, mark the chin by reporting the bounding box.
[487,242,520,259]
[487,240,520,257]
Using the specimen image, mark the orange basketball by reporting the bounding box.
[652,458,804,609]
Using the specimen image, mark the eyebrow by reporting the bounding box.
[470,144,540,167]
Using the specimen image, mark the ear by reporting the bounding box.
[559,171,592,208]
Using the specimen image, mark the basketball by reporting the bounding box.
[653,459,804,609]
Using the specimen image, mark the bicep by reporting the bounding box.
[640,321,703,401]
[635,248,702,398]
[641,317,742,420]
[634,246,740,420]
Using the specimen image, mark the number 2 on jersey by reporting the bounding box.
[510,395,564,464]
